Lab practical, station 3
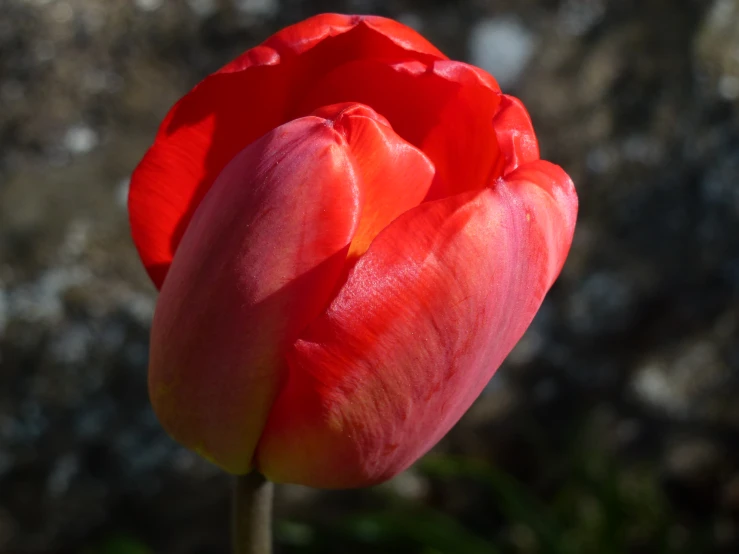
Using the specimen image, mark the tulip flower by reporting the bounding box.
[129,13,577,490]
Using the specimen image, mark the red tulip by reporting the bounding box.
[129,13,577,488]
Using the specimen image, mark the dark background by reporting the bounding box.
[1,0,738,553]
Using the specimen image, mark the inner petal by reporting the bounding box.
[294,59,504,199]
[130,19,445,288]
[314,103,436,264]
[420,61,505,200]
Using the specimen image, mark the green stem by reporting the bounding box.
[232,472,274,554]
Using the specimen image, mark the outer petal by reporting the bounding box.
[149,106,435,474]
[220,14,444,73]
[129,59,288,288]
[129,15,445,288]
[256,160,577,488]
[360,15,446,59]
[221,14,356,72]
[493,94,540,175]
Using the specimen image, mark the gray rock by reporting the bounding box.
[468,18,536,89]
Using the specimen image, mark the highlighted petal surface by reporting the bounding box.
[256,160,577,488]
[129,62,288,288]
[148,106,435,474]
[312,103,435,262]
[129,15,445,288]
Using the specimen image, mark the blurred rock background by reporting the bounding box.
[1,0,738,552]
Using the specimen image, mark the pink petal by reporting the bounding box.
[256,160,577,488]
[149,105,435,474]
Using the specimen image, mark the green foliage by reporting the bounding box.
[418,436,714,554]
[342,503,500,554]
[420,455,571,554]
[80,535,152,554]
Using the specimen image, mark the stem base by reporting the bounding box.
[232,472,273,554]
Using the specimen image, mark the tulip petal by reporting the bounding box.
[148,117,361,474]
[310,103,435,263]
[360,15,446,59]
[493,94,540,175]
[256,159,577,488]
[149,106,436,474]
[130,15,445,289]
[294,59,455,148]
[223,14,445,73]
[295,59,506,200]
[420,61,504,200]
[129,60,290,288]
